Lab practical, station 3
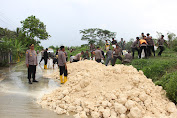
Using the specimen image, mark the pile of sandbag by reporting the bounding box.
[39,60,177,118]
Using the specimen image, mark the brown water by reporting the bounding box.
[0,56,73,118]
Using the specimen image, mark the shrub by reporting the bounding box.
[156,71,177,104]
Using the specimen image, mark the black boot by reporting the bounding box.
[33,79,38,82]
[28,79,32,84]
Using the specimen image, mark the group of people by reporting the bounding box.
[25,33,168,84]
[131,33,167,59]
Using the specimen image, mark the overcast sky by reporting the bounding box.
[1,0,177,48]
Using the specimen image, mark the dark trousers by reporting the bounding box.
[28,65,36,81]
[39,57,44,63]
[158,46,164,56]
[59,66,68,76]
[44,58,48,65]
[112,56,122,66]
[147,46,155,56]
[96,59,101,63]
[139,46,147,58]
[73,59,79,62]
[132,47,140,58]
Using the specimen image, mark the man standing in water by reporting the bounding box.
[58,46,68,84]
[26,44,38,84]
[44,48,48,69]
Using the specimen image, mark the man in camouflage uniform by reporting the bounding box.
[26,44,38,84]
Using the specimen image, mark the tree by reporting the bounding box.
[80,28,116,45]
[167,32,176,49]
[20,15,50,46]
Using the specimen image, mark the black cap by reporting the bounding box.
[147,33,150,35]
[46,48,48,50]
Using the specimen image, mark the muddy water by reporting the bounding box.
[0,55,73,118]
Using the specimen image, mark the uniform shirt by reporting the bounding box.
[94,49,103,60]
[113,48,122,57]
[131,40,138,48]
[158,38,165,46]
[58,51,66,66]
[26,49,37,65]
[146,36,154,46]
[106,50,113,58]
[124,53,132,63]
[74,53,81,60]
[112,40,117,45]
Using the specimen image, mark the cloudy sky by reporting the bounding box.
[1,0,177,48]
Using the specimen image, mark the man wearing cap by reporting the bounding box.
[26,44,38,84]
[58,46,67,84]
[94,47,103,63]
[157,35,168,56]
[44,48,48,69]
[146,33,155,56]
[112,44,122,66]
[131,37,140,59]
[139,36,148,58]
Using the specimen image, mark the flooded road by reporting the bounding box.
[0,56,73,118]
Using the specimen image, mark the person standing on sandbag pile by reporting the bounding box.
[26,44,38,84]
[157,35,168,56]
[44,48,49,69]
[105,49,113,66]
[146,33,155,57]
[72,51,84,62]
[131,37,140,59]
[139,36,148,59]
[94,47,104,63]
[58,46,68,84]
[112,44,122,66]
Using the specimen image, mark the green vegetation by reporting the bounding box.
[0,15,49,66]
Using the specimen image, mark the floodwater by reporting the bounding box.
[0,55,73,118]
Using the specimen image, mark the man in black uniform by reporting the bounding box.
[26,44,38,84]
[44,48,48,69]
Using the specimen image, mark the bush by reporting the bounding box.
[155,71,177,103]
[165,76,177,104]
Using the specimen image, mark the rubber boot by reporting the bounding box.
[44,65,47,69]
[60,75,64,84]
[64,76,67,83]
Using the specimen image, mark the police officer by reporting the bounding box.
[58,46,68,84]
[26,44,38,84]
